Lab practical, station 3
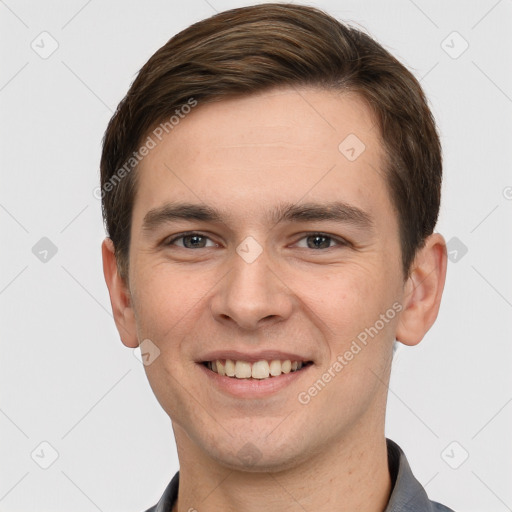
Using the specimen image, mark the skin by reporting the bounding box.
[103,86,447,512]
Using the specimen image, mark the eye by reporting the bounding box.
[294,233,348,250]
[166,232,218,249]
[164,231,348,250]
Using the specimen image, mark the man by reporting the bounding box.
[100,3,452,511]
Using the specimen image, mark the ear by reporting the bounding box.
[396,233,447,346]
[101,238,139,348]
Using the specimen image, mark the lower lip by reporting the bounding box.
[198,363,312,398]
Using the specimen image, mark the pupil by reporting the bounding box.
[186,235,204,248]
[309,235,329,249]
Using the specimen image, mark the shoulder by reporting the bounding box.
[385,439,456,512]
[431,501,456,512]
[141,471,180,512]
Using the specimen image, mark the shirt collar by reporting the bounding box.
[384,438,439,511]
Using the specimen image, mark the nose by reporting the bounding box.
[210,241,294,331]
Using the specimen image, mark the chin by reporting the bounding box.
[202,434,313,474]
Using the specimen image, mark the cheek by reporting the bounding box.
[292,260,397,340]
[308,266,399,409]
[131,261,210,335]
[129,266,207,412]
[129,261,222,396]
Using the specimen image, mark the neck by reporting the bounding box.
[172,426,392,512]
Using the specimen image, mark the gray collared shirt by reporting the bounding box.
[144,438,455,512]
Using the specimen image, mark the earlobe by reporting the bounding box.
[101,238,139,348]
[395,233,447,346]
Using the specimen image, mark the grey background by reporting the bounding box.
[1,1,511,511]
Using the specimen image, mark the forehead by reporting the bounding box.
[133,86,392,226]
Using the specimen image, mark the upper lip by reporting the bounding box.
[197,350,312,363]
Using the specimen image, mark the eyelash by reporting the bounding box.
[164,231,350,250]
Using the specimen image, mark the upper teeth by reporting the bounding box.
[207,359,304,379]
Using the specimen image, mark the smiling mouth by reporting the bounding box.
[202,359,313,380]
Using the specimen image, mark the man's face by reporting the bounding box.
[126,87,406,470]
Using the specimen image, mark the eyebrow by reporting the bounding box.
[142,200,374,232]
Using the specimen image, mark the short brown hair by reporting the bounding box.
[100,2,442,279]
